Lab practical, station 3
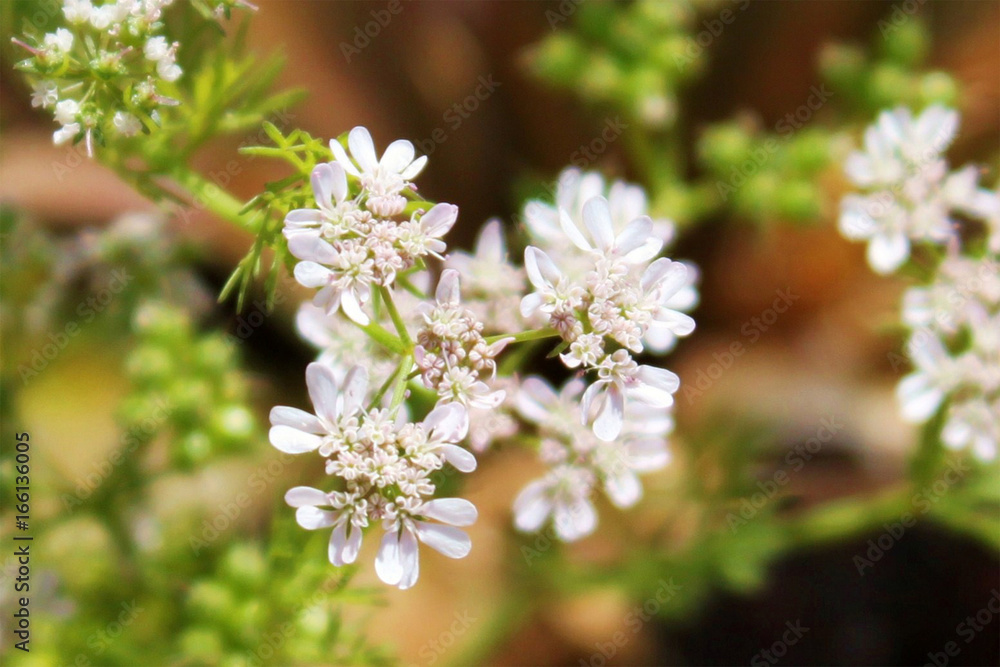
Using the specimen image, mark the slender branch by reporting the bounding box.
[379,286,413,349]
[353,319,408,356]
[389,355,414,413]
[166,164,251,231]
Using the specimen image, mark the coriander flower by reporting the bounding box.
[330,126,428,217]
[30,81,58,108]
[284,162,355,239]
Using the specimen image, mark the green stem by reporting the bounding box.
[389,355,414,413]
[354,319,407,356]
[167,164,250,231]
[485,327,559,345]
[379,286,413,349]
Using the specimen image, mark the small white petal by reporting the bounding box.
[306,362,340,424]
[285,486,329,508]
[270,406,324,433]
[422,498,478,526]
[296,506,338,530]
[414,522,472,559]
[375,531,403,585]
[269,425,322,454]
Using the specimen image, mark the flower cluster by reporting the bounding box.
[271,363,478,590]
[414,269,510,410]
[274,130,697,586]
[838,106,998,274]
[284,127,457,325]
[520,174,696,441]
[513,377,672,541]
[839,107,1000,461]
[14,0,190,153]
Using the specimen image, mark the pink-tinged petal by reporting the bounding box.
[914,106,958,153]
[424,402,469,442]
[440,444,477,473]
[642,258,687,295]
[580,381,604,425]
[515,378,560,420]
[270,406,324,433]
[400,155,428,181]
[520,292,544,318]
[582,197,615,252]
[476,219,505,263]
[348,126,378,173]
[294,261,334,289]
[311,163,336,208]
[380,139,415,173]
[604,471,642,509]
[342,523,362,564]
[413,522,471,559]
[868,232,910,275]
[553,499,596,541]
[328,521,349,566]
[306,362,340,424]
[593,384,625,442]
[421,203,459,238]
[627,438,671,472]
[615,216,654,256]
[294,304,334,349]
[524,246,563,289]
[329,138,360,176]
[269,425,322,454]
[435,269,461,305]
[512,480,552,532]
[422,498,478,526]
[340,290,370,326]
[285,209,324,225]
[341,365,369,416]
[375,530,402,585]
[285,486,329,508]
[329,162,349,203]
[559,207,592,252]
[652,309,696,336]
[897,375,943,422]
[636,365,681,394]
[398,528,420,589]
[295,506,338,530]
[315,285,340,314]
[288,234,337,265]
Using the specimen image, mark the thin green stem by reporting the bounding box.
[166,164,250,231]
[389,355,413,413]
[353,319,407,356]
[485,327,559,345]
[379,286,413,349]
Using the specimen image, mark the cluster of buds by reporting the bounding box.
[274,129,699,587]
[838,106,1000,461]
[13,0,191,154]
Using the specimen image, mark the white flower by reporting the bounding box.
[43,28,74,55]
[53,123,80,146]
[839,193,915,274]
[143,36,171,61]
[942,399,998,461]
[31,81,58,108]
[269,363,369,455]
[897,335,966,422]
[643,260,700,353]
[558,196,662,265]
[63,0,94,23]
[443,219,527,333]
[520,246,584,319]
[54,99,79,126]
[89,4,115,29]
[513,464,597,542]
[284,162,355,238]
[330,126,428,217]
[112,111,142,137]
[289,234,374,325]
[285,486,369,566]
[375,497,477,590]
[582,349,680,441]
[156,58,182,82]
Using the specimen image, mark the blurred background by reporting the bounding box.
[1,1,999,665]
